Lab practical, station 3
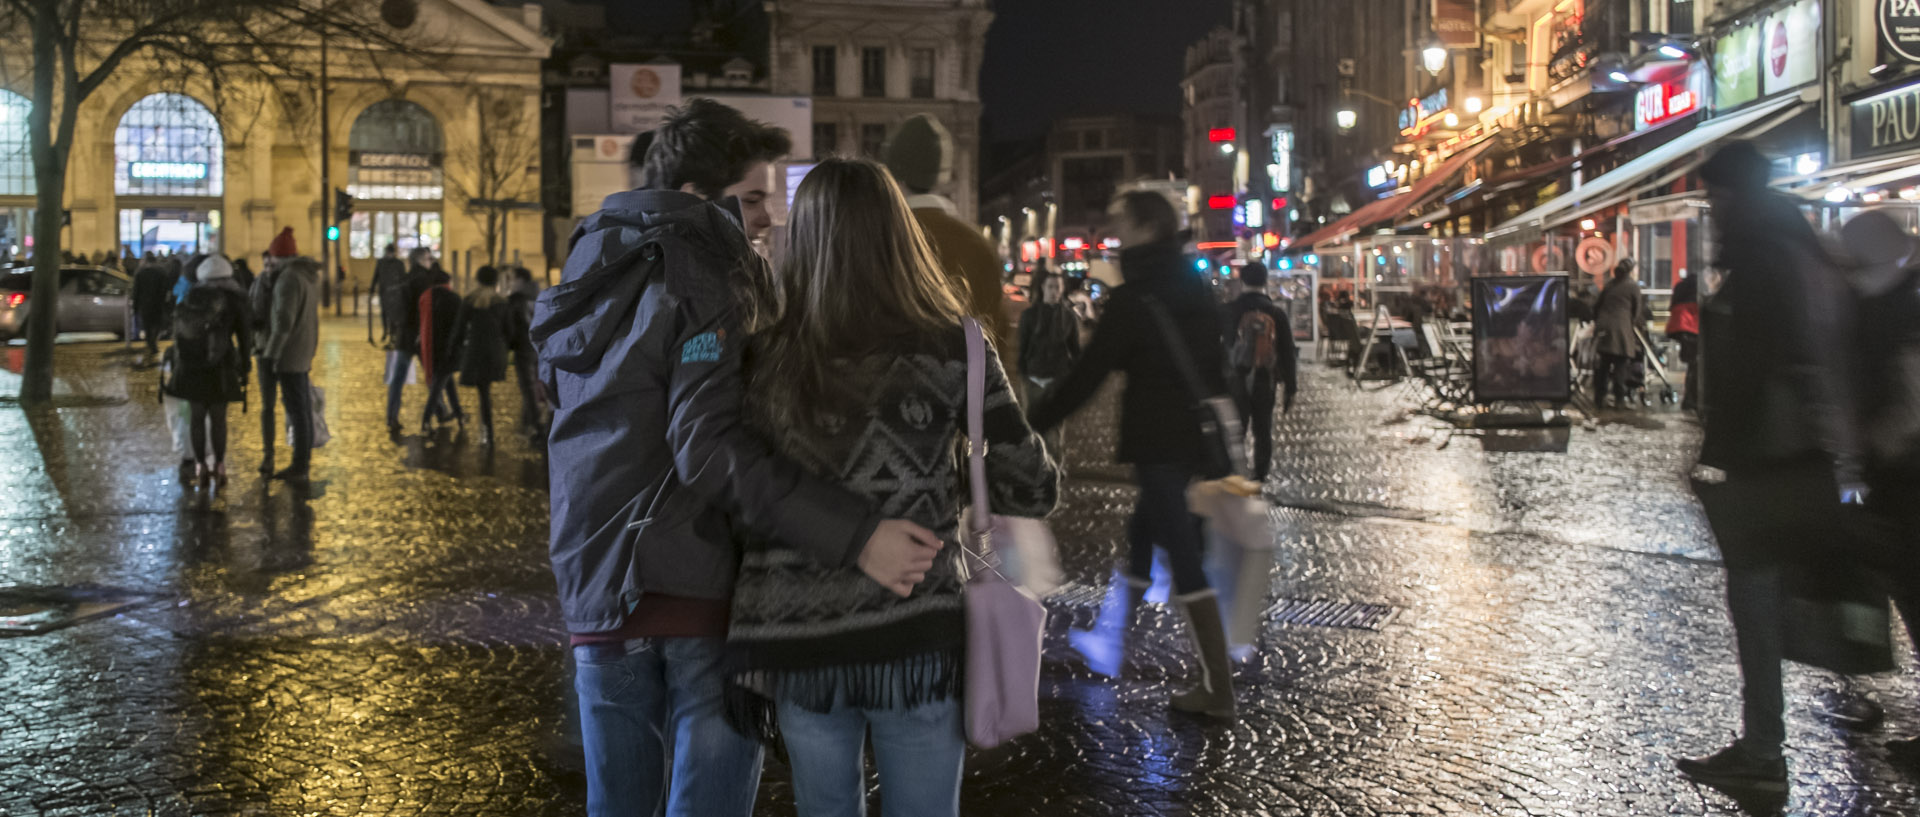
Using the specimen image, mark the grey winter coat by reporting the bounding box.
[263,257,320,373]
[533,189,881,633]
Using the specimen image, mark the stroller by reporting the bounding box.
[1620,329,1679,407]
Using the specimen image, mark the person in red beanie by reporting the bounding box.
[252,227,318,480]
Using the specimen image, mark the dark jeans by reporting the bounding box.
[386,353,412,427]
[513,352,539,431]
[1236,368,1276,480]
[189,401,229,465]
[1725,563,1787,757]
[1129,463,1210,596]
[1593,353,1632,404]
[422,372,463,427]
[475,383,494,439]
[257,357,277,466]
[140,310,164,355]
[277,370,313,473]
[1675,334,1699,409]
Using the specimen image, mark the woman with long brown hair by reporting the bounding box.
[724,157,1059,816]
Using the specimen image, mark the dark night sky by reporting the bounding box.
[980,0,1233,142]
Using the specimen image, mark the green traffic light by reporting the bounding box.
[326,226,340,241]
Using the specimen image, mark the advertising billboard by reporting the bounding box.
[1714,23,1760,111]
[609,63,683,134]
[1471,275,1571,403]
[1760,0,1820,96]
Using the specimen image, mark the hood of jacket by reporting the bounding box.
[534,190,749,374]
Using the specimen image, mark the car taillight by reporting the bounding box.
[3,293,22,308]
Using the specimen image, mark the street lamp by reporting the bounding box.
[1422,42,1448,76]
[1336,107,1358,131]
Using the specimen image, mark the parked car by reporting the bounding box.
[0,266,132,343]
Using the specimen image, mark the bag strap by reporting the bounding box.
[1140,295,1211,404]
[963,317,991,535]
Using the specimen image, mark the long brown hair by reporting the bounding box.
[746,157,968,426]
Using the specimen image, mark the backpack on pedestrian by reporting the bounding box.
[1230,308,1278,374]
[249,265,277,335]
[172,286,233,374]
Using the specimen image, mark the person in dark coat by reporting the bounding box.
[1028,190,1237,718]
[417,268,464,435]
[450,265,510,446]
[1591,259,1646,408]
[229,258,255,293]
[164,256,251,488]
[132,260,172,360]
[380,247,438,434]
[1677,141,1863,792]
[1222,260,1298,481]
[504,266,543,439]
[1016,268,1080,458]
[1667,272,1701,411]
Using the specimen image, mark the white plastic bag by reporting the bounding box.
[1190,477,1276,658]
[286,385,331,448]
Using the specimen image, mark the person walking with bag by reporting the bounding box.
[1028,190,1240,718]
[449,265,510,446]
[261,243,321,485]
[1223,260,1297,481]
[1677,142,1864,792]
[164,255,251,490]
[724,158,1059,817]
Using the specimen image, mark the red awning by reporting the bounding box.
[1292,138,1496,250]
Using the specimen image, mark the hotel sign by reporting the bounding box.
[1849,78,1920,159]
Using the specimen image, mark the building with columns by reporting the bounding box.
[0,0,550,284]
[765,0,992,223]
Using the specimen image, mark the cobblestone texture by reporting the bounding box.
[0,323,1913,815]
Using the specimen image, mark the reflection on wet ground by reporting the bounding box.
[0,320,1913,816]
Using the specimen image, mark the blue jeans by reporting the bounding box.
[776,695,964,817]
[385,353,412,427]
[573,637,763,817]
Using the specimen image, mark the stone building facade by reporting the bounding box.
[0,0,550,284]
[765,0,992,223]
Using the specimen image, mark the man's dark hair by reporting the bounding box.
[638,98,793,199]
[1700,141,1771,191]
[1612,258,1636,280]
[1115,191,1180,244]
[510,266,533,282]
[383,243,397,257]
[408,246,433,266]
[476,265,500,286]
[1239,260,1269,288]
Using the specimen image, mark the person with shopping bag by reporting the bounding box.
[1027,190,1242,718]
[163,256,251,491]
[722,158,1059,817]
[258,232,320,486]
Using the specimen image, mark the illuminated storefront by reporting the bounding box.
[0,89,31,263]
[345,99,445,278]
[114,93,223,256]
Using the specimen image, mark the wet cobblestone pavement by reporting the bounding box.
[0,322,1915,815]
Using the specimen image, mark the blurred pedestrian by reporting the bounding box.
[450,265,509,446]
[726,157,1059,817]
[377,247,437,435]
[1667,271,1701,411]
[534,99,942,817]
[1592,258,1646,409]
[1678,141,1863,792]
[504,266,543,439]
[164,255,251,490]
[1223,260,1297,481]
[132,256,172,363]
[261,236,321,485]
[417,268,464,435]
[1028,190,1238,717]
[885,114,1014,368]
[251,229,294,475]
[1017,268,1080,456]
[370,243,406,346]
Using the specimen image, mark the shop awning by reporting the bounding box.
[1292,137,1496,250]
[1485,94,1809,242]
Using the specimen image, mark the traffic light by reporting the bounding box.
[333,188,353,224]
[326,225,340,241]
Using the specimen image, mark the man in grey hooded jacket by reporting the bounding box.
[533,99,943,817]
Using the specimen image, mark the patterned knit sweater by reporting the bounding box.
[727,325,1059,729]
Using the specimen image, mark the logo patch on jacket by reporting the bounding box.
[680,330,725,364]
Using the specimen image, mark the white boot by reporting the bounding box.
[1069,569,1150,677]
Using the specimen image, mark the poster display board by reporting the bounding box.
[1471,275,1570,402]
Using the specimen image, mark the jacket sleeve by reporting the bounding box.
[975,336,1060,518]
[232,290,254,363]
[1015,307,1037,376]
[449,299,472,368]
[263,274,299,363]
[663,293,882,568]
[1029,294,1135,432]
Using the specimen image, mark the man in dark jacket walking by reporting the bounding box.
[1223,260,1298,481]
[1592,259,1646,409]
[1017,268,1080,457]
[532,99,943,817]
[1029,190,1238,719]
[1678,142,1863,792]
[132,259,172,362]
[377,247,437,434]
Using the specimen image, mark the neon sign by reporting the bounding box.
[129,161,207,180]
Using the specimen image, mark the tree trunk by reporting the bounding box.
[20,3,66,404]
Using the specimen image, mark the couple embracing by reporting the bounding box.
[534,101,1060,816]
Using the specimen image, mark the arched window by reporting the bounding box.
[346,100,444,260]
[0,90,31,197]
[114,93,223,197]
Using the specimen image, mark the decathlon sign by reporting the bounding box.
[129,161,207,180]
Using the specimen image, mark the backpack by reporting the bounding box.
[1230,307,1279,372]
[173,286,232,371]
[249,265,277,333]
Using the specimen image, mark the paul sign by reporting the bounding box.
[1883,0,1920,65]
[1849,77,1920,158]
